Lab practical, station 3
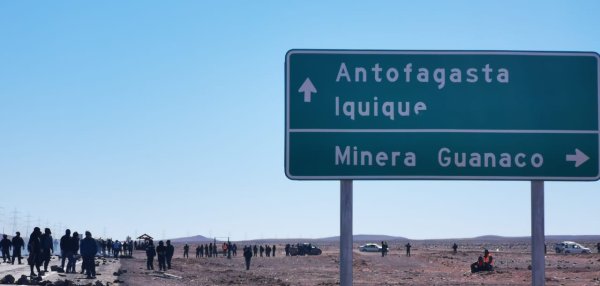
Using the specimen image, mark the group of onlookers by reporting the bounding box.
[144,240,175,271]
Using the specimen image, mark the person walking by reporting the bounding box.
[60,229,71,270]
[11,232,25,265]
[156,241,167,271]
[146,240,156,270]
[80,231,98,279]
[40,228,53,273]
[166,240,174,269]
[27,227,43,277]
[243,245,253,270]
[1,234,12,262]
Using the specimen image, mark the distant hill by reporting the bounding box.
[169,235,214,244]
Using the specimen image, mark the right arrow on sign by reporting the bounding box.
[566,149,589,167]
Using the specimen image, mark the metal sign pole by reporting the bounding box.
[340,180,353,286]
[531,180,545,286]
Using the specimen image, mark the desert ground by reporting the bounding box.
[1,240,599,285]
[116,240,600,286]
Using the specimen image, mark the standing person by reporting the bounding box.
[60,229,71,270]
[146,240,156,270]
[212,244,217,258]
[1,234,12,262]
[40,228,53,273]
[285,244,290,256]
[227,241,232,259]
[199,244,204,258]
[222,242,228,257]
[253,245,258,257]
[100,239,106,255]
[11,231,25,265]
[80,231,98,279]
[259,245,264,257]
[196,245,201,258]
[156,241,167,271]
[597,242,600,254]
[113,240,122,258]
[183,244,189,258]
[405,242,412,257]
[204,244,209,257]
[243,245,253,270]
[165,240,174,269]
[128,241,134,256]
[232,244,237,256]
[27,227,43,277]
[66,232,79,273]
[272,245,276,257]
[452,243,458,254]
[381,241,386,257]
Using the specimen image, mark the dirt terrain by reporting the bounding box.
[117,241,600,286]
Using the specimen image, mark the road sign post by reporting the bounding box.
[531,181,545,286]
[340,180,352,286]
[285,50,599,286]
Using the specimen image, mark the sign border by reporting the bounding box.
[285,49,600,181]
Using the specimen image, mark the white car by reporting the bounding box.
[554,241,591,254]
[359,243,384,252]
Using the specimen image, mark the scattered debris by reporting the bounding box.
[0,274,15,284]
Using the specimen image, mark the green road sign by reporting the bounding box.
[285,50,600,180]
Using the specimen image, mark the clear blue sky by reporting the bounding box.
[1,1,598,241]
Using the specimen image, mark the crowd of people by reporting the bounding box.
[0,227,139,279]
[4,228,600,277]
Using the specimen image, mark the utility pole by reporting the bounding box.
[10,209,19,235]
[0,207,4,234]
[25,213,32,235]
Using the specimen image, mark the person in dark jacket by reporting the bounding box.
[80,231,98,278]
[66,232,79,273]
[156,241,167,271]
[243,245,253,270]
[1,234,12,262]
[60,229,71,270]
[40,228,54,272]
[11,232,25,264]
[166,240,174,269]
[27,227,43,277]
[146,240,156,270]
[183,244,189,258]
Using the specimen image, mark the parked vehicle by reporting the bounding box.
[289,243,322,256]
[359,243,384,252]
[554,241,591,254]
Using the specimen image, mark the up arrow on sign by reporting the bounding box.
[298,78,317,103]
